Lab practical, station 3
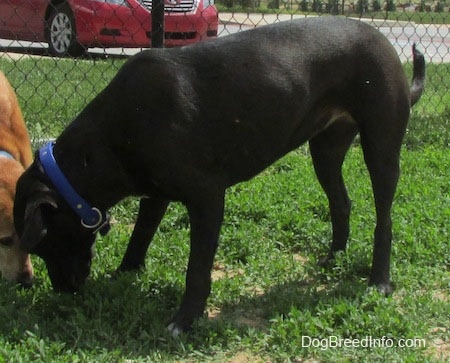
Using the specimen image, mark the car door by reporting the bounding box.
[0,0,47,41]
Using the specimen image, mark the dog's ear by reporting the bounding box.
[19,183,58,252]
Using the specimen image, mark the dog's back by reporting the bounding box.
[110,17,415,185]
[0,70,33,286]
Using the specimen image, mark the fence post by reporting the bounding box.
[152,0,164,48]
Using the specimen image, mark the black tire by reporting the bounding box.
[45,3,86,57]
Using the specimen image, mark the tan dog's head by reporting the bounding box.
[0,159,33,287]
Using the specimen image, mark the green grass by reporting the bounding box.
[0,58,124,141]
[0,56,449,362]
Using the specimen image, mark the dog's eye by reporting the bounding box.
[0,237,14,247]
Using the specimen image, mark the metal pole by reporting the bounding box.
[151,0,164,48]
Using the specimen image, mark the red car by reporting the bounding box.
[0,0,218,57]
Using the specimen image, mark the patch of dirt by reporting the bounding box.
[433,291,448,302]
[292,253,309,264]
[428,327,450,361]
[210,263,268,329]
[173,352,268,363]
[211,263,244,282]
[208,306,267,330]
[226,352,267,363]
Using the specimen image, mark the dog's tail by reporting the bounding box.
[410,43,425,107]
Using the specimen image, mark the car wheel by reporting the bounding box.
[45,3,85,57]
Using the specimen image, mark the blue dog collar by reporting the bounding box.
[0,150,14,159]
[39,142,110,236]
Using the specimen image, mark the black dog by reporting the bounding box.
[14,17,425,335]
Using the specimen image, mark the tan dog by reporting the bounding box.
[0,70,33,287]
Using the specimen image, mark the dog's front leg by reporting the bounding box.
[117,197,169,272]
[168,193,225,336]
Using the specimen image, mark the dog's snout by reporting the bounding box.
[17,271,34,288]
[49,270,87,294]
[52,279,79,294]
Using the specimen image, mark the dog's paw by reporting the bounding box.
[317,255,333,268]
[368,279,394,296]
[317,251,338,268]
[375,282,393,296]
[107,267,140,282]
[167,322,184,338]
[115,262,144,274]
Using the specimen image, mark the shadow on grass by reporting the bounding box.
[211,266,371,328]
[0,255,375,359]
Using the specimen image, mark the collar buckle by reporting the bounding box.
[80,207,111,235]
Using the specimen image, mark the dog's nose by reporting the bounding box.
[17,272,34,289]
[50,274,82,294]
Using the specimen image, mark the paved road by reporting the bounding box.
[1,14,449,63]
[378,23,449,63]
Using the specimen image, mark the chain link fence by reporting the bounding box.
[0,1,448,146]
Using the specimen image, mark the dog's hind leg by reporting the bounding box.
[359,102,410,295]
[168,192,225,335]
[359,137,402,295]
[117,197,169,272]
[309,118,358,266]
